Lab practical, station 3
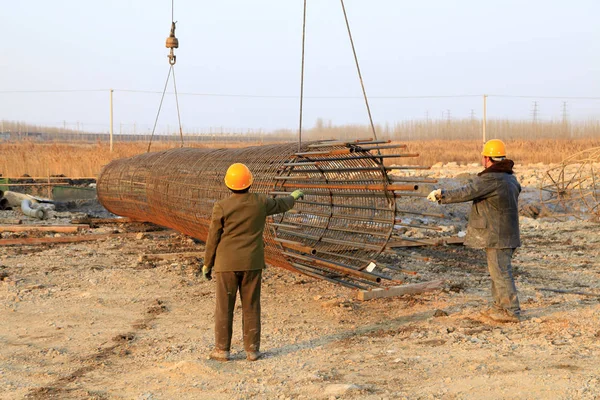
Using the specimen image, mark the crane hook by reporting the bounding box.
[166,21,179,65]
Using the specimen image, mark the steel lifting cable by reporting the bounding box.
[298,1,379,153]
[339,0,378,142]
[148,0,184,152]
[298,0,307,152]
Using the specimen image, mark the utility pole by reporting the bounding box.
[562,101,570,138]
[482,94,487,143]
[109,89,114,152]
[531,101,540,138]
[561,101,568,124]
[531,101,539,123]
[470,109,475,121]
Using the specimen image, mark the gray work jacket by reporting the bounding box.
[441,171,521,249]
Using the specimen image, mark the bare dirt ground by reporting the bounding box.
[1,163,599,400]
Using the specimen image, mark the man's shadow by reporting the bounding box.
[264,310,434,359]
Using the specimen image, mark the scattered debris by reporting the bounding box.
[357,280,445,301]
[536,287,600,298]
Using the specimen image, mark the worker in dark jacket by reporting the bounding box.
[427,139,521,323]
[202,163,303,361]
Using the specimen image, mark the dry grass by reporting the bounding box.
[294,118,600,142]
[387,138,600,166]
[1,138,599,178]
[0,141,288,178]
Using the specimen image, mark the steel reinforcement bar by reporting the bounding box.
[97,140,438,288]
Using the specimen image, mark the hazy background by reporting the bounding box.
[1,0,599,134]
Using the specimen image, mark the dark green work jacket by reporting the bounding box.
[441,160,521,249]
[204,192,295,272]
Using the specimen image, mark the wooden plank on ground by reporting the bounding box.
[70,217,138,225]
[444,237,466,245]
[0,231,170,246]
[140,252,204,262]
[387,236,465,248]
[0,218,22,225]
[0,225,89,233]
[536,287,600,297]
[356,279,445,301]
[0,232,143,246]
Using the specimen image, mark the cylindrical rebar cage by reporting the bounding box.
[97,140,425,289]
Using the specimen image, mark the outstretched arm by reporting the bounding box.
[441,176,498,204]
[266,196,295,216]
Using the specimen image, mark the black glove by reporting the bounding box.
[202,265,212,281]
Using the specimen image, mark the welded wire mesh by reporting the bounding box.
[97,140,430,288]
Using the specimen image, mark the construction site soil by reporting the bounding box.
[1,163,599,399]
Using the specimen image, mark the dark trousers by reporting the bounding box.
[486,248,521,315]
[214,270,262,352]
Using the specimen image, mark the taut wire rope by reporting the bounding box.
[171,67,184,146]
[147,0,184,152]
[297,1,379,149]
[298,0,307,151]
[147,66,173,152]
[339,0,378,142]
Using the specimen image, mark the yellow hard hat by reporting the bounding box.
[481,139,507,157]
[224,163,253,190]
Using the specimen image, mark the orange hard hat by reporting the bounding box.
[481,139,507,157]
[224,163,253,190]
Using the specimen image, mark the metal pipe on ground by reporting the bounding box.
[282,251,384,283]
[21,200,48,220]
[290,262,369,290]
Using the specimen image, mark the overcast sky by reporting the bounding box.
[1,0,599,133]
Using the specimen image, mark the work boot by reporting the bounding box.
[209,349,230,361]
[481,308,520,323]
[246,351,261,362]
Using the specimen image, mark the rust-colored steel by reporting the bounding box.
[97,140,440,288]
[281,182,418,191]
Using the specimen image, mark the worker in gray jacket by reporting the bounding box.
[427,139,521,323]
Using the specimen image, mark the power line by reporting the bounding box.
[0,89,482,99]
[489,94,600,100]
[116,90,484,99]
[1,89,600,101]
[0,89,109,93]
